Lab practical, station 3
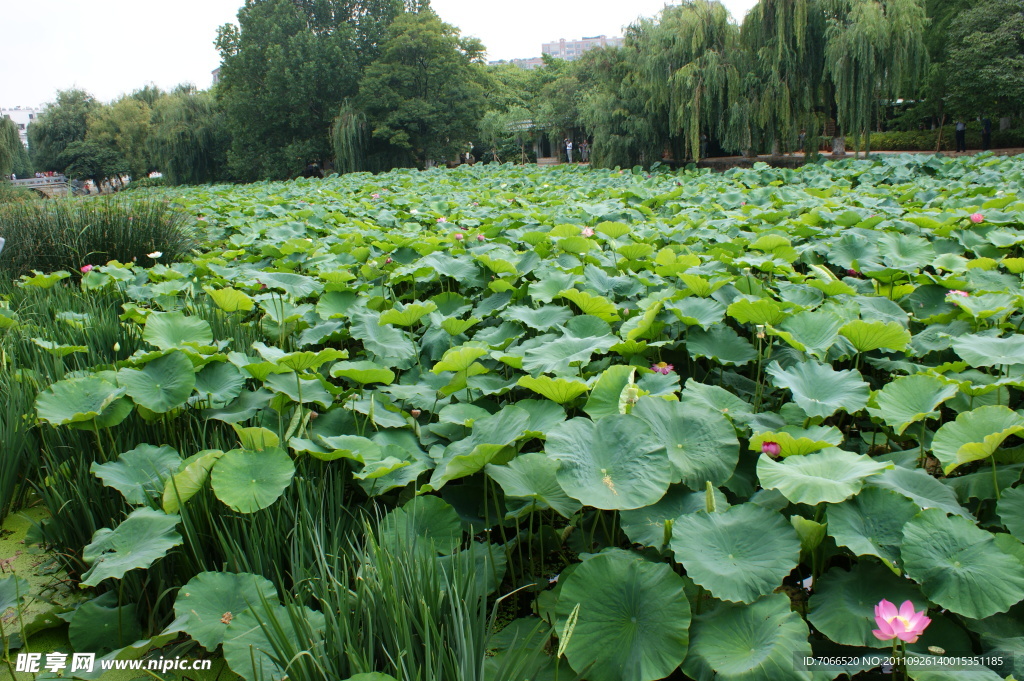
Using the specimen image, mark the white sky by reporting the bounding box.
[2,0,757,108]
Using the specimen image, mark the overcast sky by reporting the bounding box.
[2,0,757,108]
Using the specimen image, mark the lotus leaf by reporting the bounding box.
[81,507,183,586]
[211,448,296,513]
[174,571,279,650]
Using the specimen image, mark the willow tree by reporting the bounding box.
[742,0,826,155]
[823,0,928,156]
[148,90,230,185]
[0,117,31,179]
[662,1,748,161]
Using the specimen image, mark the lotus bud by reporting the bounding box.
[705,481,716,513]
[411,409,422,418]
[309,411,319,420]
[113,342,121,353]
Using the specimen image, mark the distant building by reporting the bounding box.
[487,57,546,70]
[0,106,45,147]
[211,68,221,86]
[542,35,623,61]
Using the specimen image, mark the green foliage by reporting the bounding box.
[356,11,487,169]
[148,89,230,185]
[27,89,99,172]
[87,97,153,180]
[0,197,198,277]
[0,116,31,180]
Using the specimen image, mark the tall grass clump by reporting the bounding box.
[0,197,199,277]
[0,182,39,204]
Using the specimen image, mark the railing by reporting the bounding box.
[11,175,67,186]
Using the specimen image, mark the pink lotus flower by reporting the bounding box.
[385,257,393,264]
[371,193,380,199]
[581,227,595,237]
[437,216,447,223]
[651,362,674,375]
[872,599,931,643]
[80,264,94,273]
[477,234,486,241]
[947,289,969,298]
[970,213,984,224]
[454,233,464,241]
[762,441,781,457]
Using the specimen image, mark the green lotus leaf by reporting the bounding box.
[727,298,786,326]
[952,334,1024,367]
[765,360,870,419]
[263,372,335,408]
[683,594,812,681]
[232,425,280,450]
[596,221,630,238]
[515,398,567,437]
[748,425,842,457]
[680,379,753,418]
[666,297,726,329]
[522,333,617,375]
[143,311,214,351]
[162,449,225,513]
[808,562,926,647]
[204,286,255,312]
[330,360,396,385]
[117,350,196,413]
[174,571,279,651]
[81,507,183,586]
[584,365,637,419]
[558,288,621,322]
[19,270,71,288]
[932,405,1024,474]
[31,338,88,356]
[255,271,323,298]
[866,374,959,435]
[0,575,30,618]
[620,485,729,549]
[486,453,581,519]
[633,396,739,487]
[840,319,911,353]
[316,290,359,318]
[555,549,691,681]
[192,361,247,407]
[350,310,417,369]
[517,375,589,403]
[211,448,296,513]
[91,444,182,505]
[670,504,800,603]
[272,348,347,372]
[547,414,671,510]
[431,343,489,373]
[68,594,142,655]
[902,508,1024,618]
[998,485,1024,537]
[687,326,758,366]
[430,405,530,486]
[503,304,575,331]
[866,466,971,518]
[771,310,844,359]
[35,376,127,426]
[757,448,891,505]
[223,604,324,681]
[827,486,920,571]
[378,495,462,555]
[440,315,481,336]
[379,301,438,326]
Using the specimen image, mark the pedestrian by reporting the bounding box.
[982,117,992,151]
[580,139,590,162]
[700,132,709,159]
[955,120,967,153]
[565,138,573,163]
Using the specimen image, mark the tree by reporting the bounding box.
[823,0,929,155]
[87,98,153,180]
[58,140,128,186]
[27,89,99,172]
[149,90,231,185]
[0,117,31,179]
[353,11,486,169]
[215,0,410,180]
[943,0,1024,119]
[742,0,826,155]
[130,84,167,107]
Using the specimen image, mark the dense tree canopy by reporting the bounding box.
[27,89,98,173]
[0,117,31,179]
[149,90,231,185]
[87,97,152,180]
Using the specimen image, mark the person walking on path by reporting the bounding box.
[982,117,992,151]
[565,138,573,163]
[955,120,967,153]
[580,139,590,162]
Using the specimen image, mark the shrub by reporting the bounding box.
[848,125,1024,152]
[0,181,40,204]
[0,196,199,277]
[121,176,166,191]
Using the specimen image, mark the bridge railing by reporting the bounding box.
[11,176,67,186]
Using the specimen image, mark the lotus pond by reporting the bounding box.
[4,154,1024,681]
